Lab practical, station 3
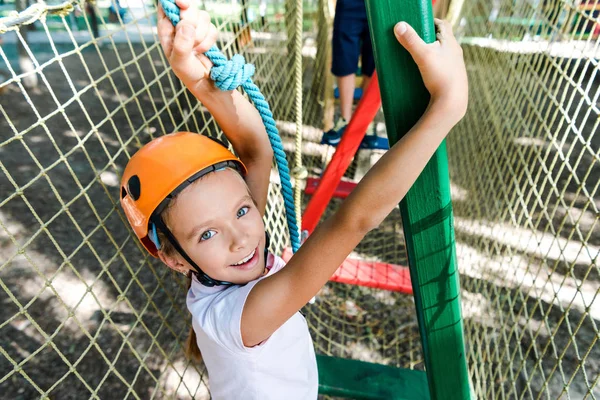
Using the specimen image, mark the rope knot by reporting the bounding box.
[210,54,255,91]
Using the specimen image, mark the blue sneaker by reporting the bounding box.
[360,135,389,150]
[321,118,347,146]
[321,119,389,149]
[321,129,343,145]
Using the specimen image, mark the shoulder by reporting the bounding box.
[187,278,261,352]
[187,277,253,317]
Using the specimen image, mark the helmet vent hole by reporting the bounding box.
[121,186,127,199]
[127,175,141,201]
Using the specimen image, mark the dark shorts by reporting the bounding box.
[331,0,375,77]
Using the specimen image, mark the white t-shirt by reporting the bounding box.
[186,253,318,400]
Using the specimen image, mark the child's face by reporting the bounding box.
[163,169,267,284]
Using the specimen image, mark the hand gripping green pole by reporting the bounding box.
[364,1,471,398]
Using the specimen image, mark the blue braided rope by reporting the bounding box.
[160,0,300,253]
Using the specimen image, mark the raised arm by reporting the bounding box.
[241,19,468,346]
[158,0,272,215]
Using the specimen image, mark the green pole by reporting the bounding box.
[364,1,471,399]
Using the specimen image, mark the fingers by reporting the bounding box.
[175,0,191,11]
[176,0,212,49]
[434,18,453,42]
[195,22,217,53]
[158,0,215,61]
[178,0,199,28]
[194,11,211,48]
[157,3,165,19]
[394,22,427,62]
[157,5,175,56]
[171,20,196,63]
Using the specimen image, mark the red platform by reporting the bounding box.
[304,177,357,199]
[281,248,413,294]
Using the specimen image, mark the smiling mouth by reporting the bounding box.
[230,248,257,267]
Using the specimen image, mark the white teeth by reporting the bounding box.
[232,249,256,266]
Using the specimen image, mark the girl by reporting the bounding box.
[120,1,467,398]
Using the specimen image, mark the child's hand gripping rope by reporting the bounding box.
[157,0,217,92]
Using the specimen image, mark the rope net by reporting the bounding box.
[0,0,597,399]
[449,0,599,398]
[0,0,298,397]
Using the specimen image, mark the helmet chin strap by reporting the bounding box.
[151,216,230,287]
[151,216,271,287]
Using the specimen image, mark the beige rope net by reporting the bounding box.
[448,1,599,398]
[0,0,597,399]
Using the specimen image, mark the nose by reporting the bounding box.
[229,228,249,252]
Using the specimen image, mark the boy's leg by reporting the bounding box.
[332,0,362,125]
[337,74,356,122]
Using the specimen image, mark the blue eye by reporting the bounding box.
[237,206,249,218]
[200,230,216,241]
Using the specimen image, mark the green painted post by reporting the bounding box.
[364,1,471,399]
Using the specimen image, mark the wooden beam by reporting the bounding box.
[364,0,471,398]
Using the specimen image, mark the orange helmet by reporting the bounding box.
[120,132,247,257]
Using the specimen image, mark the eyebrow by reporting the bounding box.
[185,218,216,242]
[185,194,254,242]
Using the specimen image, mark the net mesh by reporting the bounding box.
[0,0,597,399]
[448,0,599,398]
[0,0,295,397]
